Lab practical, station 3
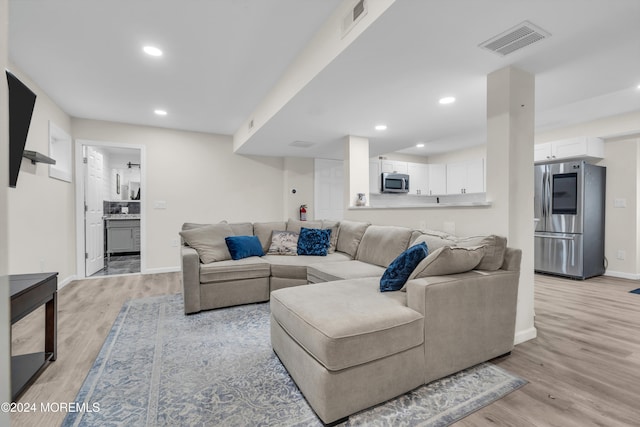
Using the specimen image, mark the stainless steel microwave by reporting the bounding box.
[381,172,410,193]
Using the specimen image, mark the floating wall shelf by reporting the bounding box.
[23,150,56,165]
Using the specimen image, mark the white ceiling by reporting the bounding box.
[9,0,640,160]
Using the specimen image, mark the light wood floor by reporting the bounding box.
[10,272,640,426]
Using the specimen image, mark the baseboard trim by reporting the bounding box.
[143,266,181,274]
[604,270,640,280]
[58,275,77,290]
[514,327,537,345]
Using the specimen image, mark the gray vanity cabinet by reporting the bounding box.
[106,219,140,254]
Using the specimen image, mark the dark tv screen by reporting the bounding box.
[6,70,37,188]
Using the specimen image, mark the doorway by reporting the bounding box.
[75,140,145,278]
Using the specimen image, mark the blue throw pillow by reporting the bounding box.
[297,227,331,256]
[380,242,429,292]
[224,235,265,260]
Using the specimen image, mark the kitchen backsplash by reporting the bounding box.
[104,200,141,214]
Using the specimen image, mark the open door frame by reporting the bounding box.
[75,139,146,278]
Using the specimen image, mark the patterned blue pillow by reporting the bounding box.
[380,242,429,292]
[224,235,265,260]
[297,227,332,256]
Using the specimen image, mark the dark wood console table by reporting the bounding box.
[9,272,58,400]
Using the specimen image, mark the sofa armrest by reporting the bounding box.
[405,269,519,383]
[181,246,201,314]
[501,247,522,271]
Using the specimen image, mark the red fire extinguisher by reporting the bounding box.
[299,204,307,221]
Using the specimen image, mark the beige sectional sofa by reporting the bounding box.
[179,219,521,424]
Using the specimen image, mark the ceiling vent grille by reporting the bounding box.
[479,21,550,56]
[341,0,368,38]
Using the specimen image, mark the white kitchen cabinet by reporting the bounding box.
[380,160,408,174]
[427,164,447,195]
[446,158,485,194]
[534,137,604,163]
[407,163,429,195]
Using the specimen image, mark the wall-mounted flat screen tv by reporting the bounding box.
[6,70,37,188]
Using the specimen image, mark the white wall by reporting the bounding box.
[283,157,315,221]
[1,0,13,418]
[598,137,639,277]
[6,65,76,284]
[72,119,286,271]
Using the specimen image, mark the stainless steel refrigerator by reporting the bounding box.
[534,160,606,279]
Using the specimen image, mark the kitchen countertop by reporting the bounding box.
[349,201,492,210]
[103,214,141,220]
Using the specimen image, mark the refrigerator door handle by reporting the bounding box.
[542,170,548,218]
[534,233,575,241]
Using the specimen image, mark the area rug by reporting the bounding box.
[63,294,527,427]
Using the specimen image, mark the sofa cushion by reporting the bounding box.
[179,223,234,264]
[253,221,287,252]
[321,220,340,254]
[270,278,424,371]
[265,252,351,280]
[407,246,484,282]
[410,233,457,253]
[380,242,429,292]
[224,235,264,260]
[455,235,507,271]
[267,230,299,255]
[356,225,413,267]
[286,219,322,233]
[307,260,386,283]
[336,220,370,258]
[181,222,210,231]
[297,227,331,256]
[199,256,271,284]
[228,222,254,236]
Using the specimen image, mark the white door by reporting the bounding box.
[85,147,105,276]
[314,159,344,221]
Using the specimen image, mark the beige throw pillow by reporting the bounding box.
[407,246,484,281]
[179,223,234,264]
[455,235,507,271]
[410,233,457,253]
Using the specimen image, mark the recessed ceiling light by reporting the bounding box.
[637,84,640,89]
[143,46,163,57]
[375,124,387,131]
[154,109,167,116]
[439,96,456,105]
[416,143,425,148]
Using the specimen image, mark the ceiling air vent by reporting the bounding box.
[341,0,368,38]
[479,20,550,56]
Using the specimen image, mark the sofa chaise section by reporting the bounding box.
[270,278,425,424]
[271,247,522,424]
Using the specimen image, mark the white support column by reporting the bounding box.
[344,136,370,208]
[486,66,537,344]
